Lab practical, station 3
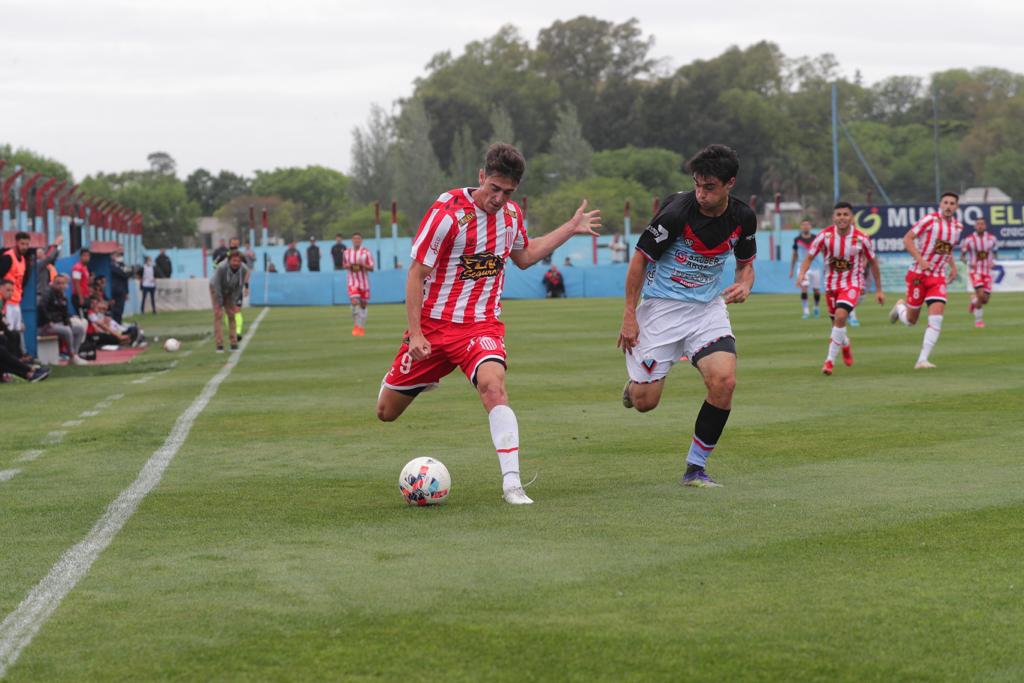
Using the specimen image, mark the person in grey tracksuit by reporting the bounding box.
[210,250,248,352]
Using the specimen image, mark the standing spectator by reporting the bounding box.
[35,235,64,302]
[610,234,627,264]
[39,274,90,365]
[109,250,131,323]
[0,231,33,348]
[563,256,574,267]
[211,238,228,265]
[283,241,302,272]
[71,249,92,315]
[155,248,173,278]
[242,242,257,268]
[210,251,248,352]
[331,233,347,270]
[307,237,321,271]
[140,256,157,314]
[543,264,566,298]
[215,237,241,266]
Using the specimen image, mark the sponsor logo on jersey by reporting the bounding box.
[648,224,669,243]
[830,257,851,272]
[457,209,475,227]
[934,239,953,255]
[458,252,503,280]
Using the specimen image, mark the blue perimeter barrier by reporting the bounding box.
[249,258,801,306]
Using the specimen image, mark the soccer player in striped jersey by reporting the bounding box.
[960,217,998,328]
[796,202,884,376]
[376,143,601,505]
[789,220,821,318]
[618,144,756,489]
[888,192,963,369]
[343,233,375,336]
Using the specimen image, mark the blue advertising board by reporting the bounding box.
[852,203,1024,252]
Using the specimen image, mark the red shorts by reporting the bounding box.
[383,318,507,393]
[905,273,947,308]
[825,287,862,316]
[969,272,993,292]
[347,285,370,301]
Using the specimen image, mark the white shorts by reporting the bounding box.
[625,297,734,383]
[800,269,822,290]
[4,302,24,332]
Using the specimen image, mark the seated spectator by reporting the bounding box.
[0,279,48,382]
[87,297,145,348]
[543,264,566,298]
[90,274,108,303]
[39,274,90,365]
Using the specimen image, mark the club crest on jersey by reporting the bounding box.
[977,250,989,260]
[934,240,953,255]
[457,209,475,227]
[641,357,657,373]
[504,206,518,221]
[830,257,851,272]
[458,252,503,280]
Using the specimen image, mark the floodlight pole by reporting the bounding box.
[832,83,840,204]
[391,201,399,269]
[623,200,632,261]
[932,88,941,202]
[373,201,382,267]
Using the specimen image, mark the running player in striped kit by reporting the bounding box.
[960,216,998,328]
[343,233,374,336]
[889,192,963,369]
[789,220,821,319]
[376,143,601,505]
[796,202,884,375]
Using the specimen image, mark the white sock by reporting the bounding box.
[897,302,911,326]
[359,307,368,328]
[827,326,846,362]
[918,315,943,363]
[488,405,522,490]
[974,306,984,322]
[351,304,359,325]
[971,295,978,307]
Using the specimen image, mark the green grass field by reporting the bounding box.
[1,293,1022,681]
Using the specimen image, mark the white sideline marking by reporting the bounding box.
[15,450,44,463]
[41,432,65,446]
[61,420,83,428]
[79,411,99,418]
[105,394,125,401]
[0,308,268,678]
[0,469,20,483]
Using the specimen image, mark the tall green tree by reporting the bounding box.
[81,170,200,248]
[349,103,395,205]
[549,104,594,184]
[392,99,446,223]
[0,144,73,182]
[146,151,177,177]
[185,168,251,215]
[251,166,350,238]
[449,124,481,187]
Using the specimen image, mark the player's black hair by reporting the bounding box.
[833,201,853,211]
[14,231,30,241]
[940,191,959,202]
[227,249,242,260]
[352,232,362,238]
[686,144,739,184]
[484,143,526,184]
[79,248,90,256]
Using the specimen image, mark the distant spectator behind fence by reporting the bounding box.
[109,250,131,323]
[39,274,90,365]
[211,238,228,266]
[35,235,64,302]
[331,234,347,270]
[140,256,157,314]
[543,264,566,298]
[610,234,627,264]
[307,237,321,271]
[283,241,302,272]
[155,249,172,278]
[71,249,91,315]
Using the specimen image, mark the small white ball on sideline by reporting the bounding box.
[163,338,181,352]
[399,457,451,506]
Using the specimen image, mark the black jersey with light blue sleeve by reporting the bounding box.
[635,191,757,303]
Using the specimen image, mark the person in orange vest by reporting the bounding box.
[0,232,33,351]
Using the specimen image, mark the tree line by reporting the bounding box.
[5,16,1023,246]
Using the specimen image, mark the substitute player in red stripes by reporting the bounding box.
[796,202,884,376]
[343,233,375,336]
[376,143,601,505]
[889,192,963,369]
[960,217,998,328]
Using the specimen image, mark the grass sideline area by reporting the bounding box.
[1,293,1022,681]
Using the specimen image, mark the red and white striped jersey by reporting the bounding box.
[343,247,374,291]
[808,225,876,291]
[960,231,998,274]
[411,188,528,323]
[907,212,963,276]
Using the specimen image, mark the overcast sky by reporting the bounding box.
[4,0,1023,181]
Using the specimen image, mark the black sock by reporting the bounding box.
[813,292,821,304]
[694,400,731,450]
[800,292,808,302]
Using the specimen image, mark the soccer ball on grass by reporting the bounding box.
[399,457,451,506]
[163,338,181,352]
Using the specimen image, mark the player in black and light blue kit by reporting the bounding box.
[618,144,756,488]
[790,220,822,319]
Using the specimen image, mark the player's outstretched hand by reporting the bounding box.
[947,265,958,284]
[875,291,885,305]
[408,332,431,361]
[722,282,751,304]
[617,315,639,354]
[569,200,601,236]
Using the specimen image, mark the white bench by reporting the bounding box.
[37,335,60,364]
